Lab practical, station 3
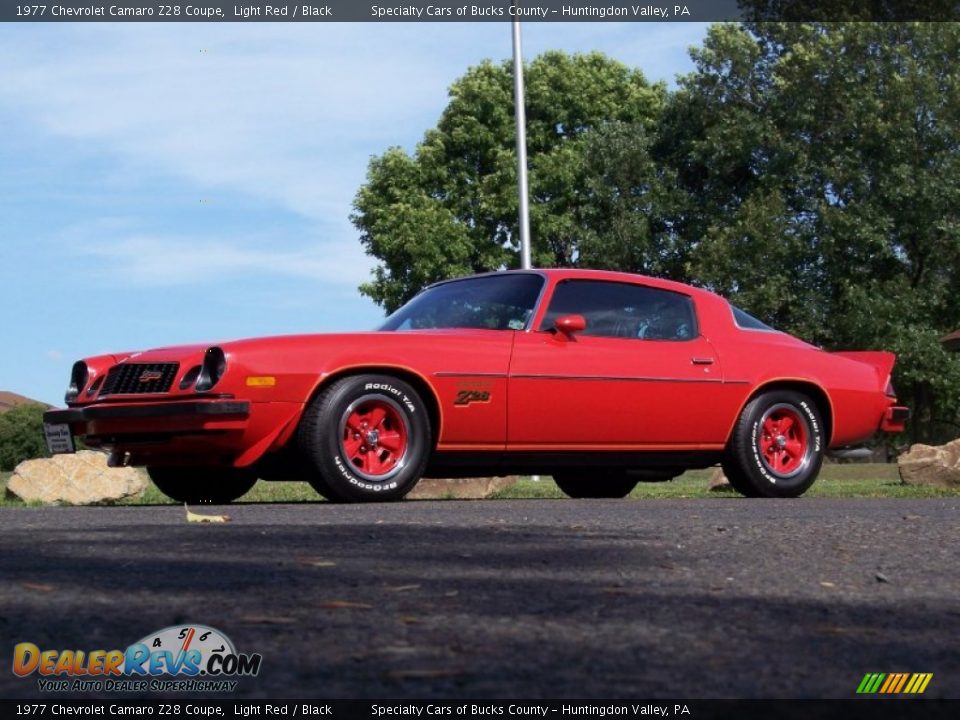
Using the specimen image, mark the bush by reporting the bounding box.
[0,404,50,471]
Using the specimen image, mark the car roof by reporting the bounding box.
[433,268,720,302]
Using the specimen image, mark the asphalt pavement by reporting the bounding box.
[1,498,957,700]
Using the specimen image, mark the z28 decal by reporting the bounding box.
[454,389,491,406]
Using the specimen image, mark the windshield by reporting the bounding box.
[379,273,544,331]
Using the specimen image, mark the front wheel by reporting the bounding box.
[147,466,258,504]
[553,471,638,499]
[723,390,825,498]
[298,374,432,503]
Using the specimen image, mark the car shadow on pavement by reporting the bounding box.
[1,505,957,699]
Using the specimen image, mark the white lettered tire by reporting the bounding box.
[722,390,825,498]
[297,374,431,503]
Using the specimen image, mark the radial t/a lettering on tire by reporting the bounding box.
[723,390,825,498]
[297,374,431,503]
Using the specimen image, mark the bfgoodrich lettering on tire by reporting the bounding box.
[297,374,431,503]
[722,390,825,498]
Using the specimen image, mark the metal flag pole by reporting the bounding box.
[512,8,532,271]
[512,9,538,482]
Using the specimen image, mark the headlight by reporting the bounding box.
[195,347,227,392]
[65,361,89,402]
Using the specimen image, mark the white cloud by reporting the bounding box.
[0,24,463,223]
[74,233,372,288]
[0,23,706,223]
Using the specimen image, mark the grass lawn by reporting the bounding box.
[494,463,956,500]
[1,463,956,507]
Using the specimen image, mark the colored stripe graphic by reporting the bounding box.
[914,674,933,694]
[857,673,886,694]
[857,673,932,694]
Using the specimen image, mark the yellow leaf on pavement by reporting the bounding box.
[184,503,231,523]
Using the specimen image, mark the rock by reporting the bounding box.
[6,451,148,505]
[407,476,517,500]
[707,468,731,491]
[897,440,960,489]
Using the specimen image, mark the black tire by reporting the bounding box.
[724,390,825,498]
[553,471,638,499]
[718,460,762,498]
[297,374,431,503]
[147,466,257,504]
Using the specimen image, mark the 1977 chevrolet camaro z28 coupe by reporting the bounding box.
[44,269,908,503]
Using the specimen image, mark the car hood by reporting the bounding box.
[120,329,504,362]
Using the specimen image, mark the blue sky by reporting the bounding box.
[0,21,708,405]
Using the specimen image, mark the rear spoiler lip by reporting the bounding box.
[832,351,897,386]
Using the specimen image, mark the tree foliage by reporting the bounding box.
[0,404,50,471]
[353,29,960,443]
[352,51,666,311]
[663,23,960,442]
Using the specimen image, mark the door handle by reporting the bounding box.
[691,357,715,365]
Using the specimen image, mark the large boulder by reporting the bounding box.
[6,451,148,505]
[897,440,960,488]
[707,468,732,491]
[407,476,517,500]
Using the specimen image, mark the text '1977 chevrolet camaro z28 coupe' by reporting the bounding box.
[44,269,908,503]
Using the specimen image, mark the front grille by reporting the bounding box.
[100,363,179,396]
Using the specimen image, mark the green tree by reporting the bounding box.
[0,404,50,471]
[660,22,960,442]
[352,51,667,312]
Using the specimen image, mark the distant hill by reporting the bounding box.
[0,391,51,413]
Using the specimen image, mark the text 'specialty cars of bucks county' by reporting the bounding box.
[43,269,909,503]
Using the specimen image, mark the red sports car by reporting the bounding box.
[44,269,908,502]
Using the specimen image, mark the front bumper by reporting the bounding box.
[44,400,250,425]
[43,399,259,467]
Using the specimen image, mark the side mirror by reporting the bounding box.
[554,314,587,336]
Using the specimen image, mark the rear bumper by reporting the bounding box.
[881,406,910,433]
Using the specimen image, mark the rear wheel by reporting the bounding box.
[553,471,638,499]
[298,374,431,503]
[724,390,825,498]
[147,467,257,504]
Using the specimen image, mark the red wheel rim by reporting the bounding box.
[758,404,810,477]
[339,396,409,480]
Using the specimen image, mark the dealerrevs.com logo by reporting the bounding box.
[13,625,262,693]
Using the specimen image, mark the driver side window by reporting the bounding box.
[540,280,698,341]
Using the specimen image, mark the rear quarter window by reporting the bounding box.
[731,304,777,332]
